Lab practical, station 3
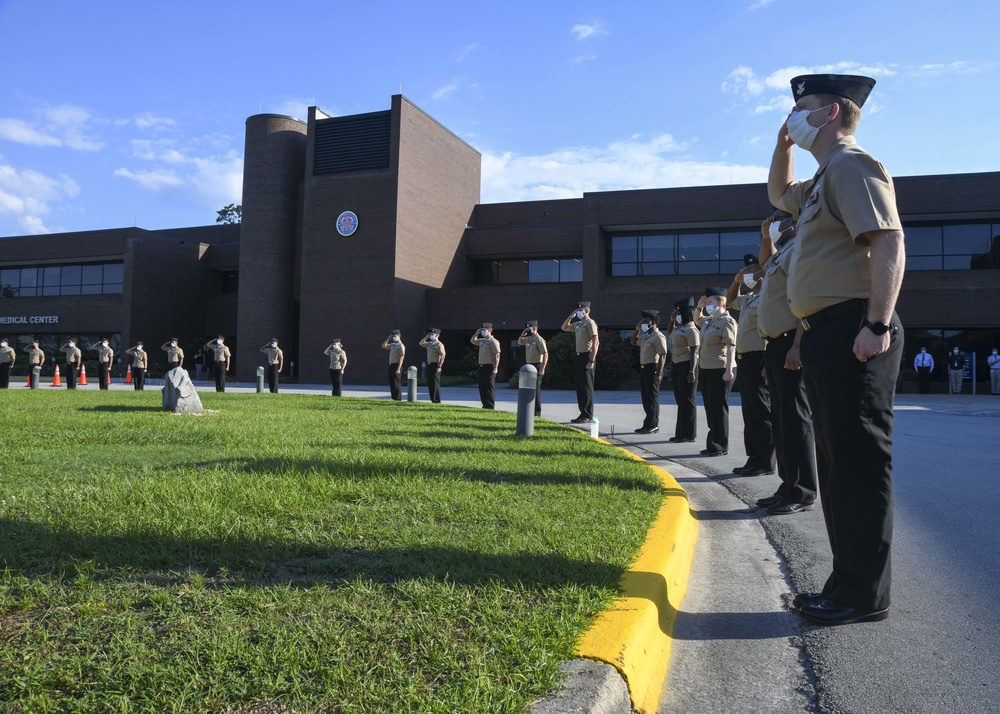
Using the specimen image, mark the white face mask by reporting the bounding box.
[704,304,717,315]
[786,104,832,151]
[640,323,649,333]
[576,310,585,319]
[675,315,683,325]
[954,349,959,354]
[743,273,757,289]
[429,334,437,341]
[391,336,398,342]
[768,221,784,241]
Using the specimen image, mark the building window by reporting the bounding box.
[609,230,759,276]
[905,222,1000,270]
[0,262,125,298]
[475,258,583,284]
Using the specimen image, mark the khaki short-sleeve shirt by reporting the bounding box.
[698,313,737,369]
[127,348,147,368]
[385,341,404,365]
[166,346,184,364]
[732,294,766,353]
[63,346,82,364]
[638,329,668,365]
[0,346,14,364]
[96,345,114,364]
[27,347,45,365]
[575,318,598,353]
[778,137,902,319]
[419,337,446,364]
[670,323,700,364]
[520,334,548,364]
[756,239,801,338]
[472,335,500,364]
[208,343,231,363]
[326,347,347,370]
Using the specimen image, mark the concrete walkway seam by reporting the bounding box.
[564,443,699,714]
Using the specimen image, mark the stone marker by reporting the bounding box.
[162,366,204,414]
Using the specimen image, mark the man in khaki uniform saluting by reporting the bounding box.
[60,339,83,390]
[517,321,547,417]
[0,339,15,389]
[125,341,148,391]
[381,330,405,401]
[260,339,283,394]
[23,340,45,388]
[470,323,500,409]
[561,301,599,423]
[204,336,232,392]
[162,339,185,369]
[419,329,446,404]
[769,73,904,626]
[668,298,700,443]
[90,339,114,390]
[632,309,668,434]
[324,338,347,396]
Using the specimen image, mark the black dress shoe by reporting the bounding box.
[678,437,696,443]
[646,426,658,433]
[740,467,775,477]
[700,449,728,456]
[792,591,831,609]
[634,427,650,434]
[799,598,889,626]
[767,499,815,515]
[755,493,784,508]
[570,417,588,424]
[669,436,681,442]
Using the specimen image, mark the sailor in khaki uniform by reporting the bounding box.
[517,321,547,417]
[696,287,737,456]
[418,329,446,403]
[59,339,83,390]
[23,341,45,388]
[561,301,599,423]
[125,341,148,391]
[323,338,347,396]
[728,254,775,476]
[161,339,185,370]
[769,73,904,625]
[668,298,699,443]
[754,212,818,516]
[90,339,114,390]
[470,323,500,409]
[631,309,668,434]
[0,339,15,389]
[204,336,232,392]
[260,339,284,393]
[381,330,405,401]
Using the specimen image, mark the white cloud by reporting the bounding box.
[113,167,185,192]
[748,0,776,9]
[571,54,597,64]
[0,104,104,151]
[723,63,899,114]
[480,134,767,203]
[0,118,63,147]
[433,81,460,100]
[0,162,80,235]
[115,143,243,211]
[572,21,608,41]
[456,43,479,61]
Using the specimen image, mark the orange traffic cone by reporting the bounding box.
[52,364,62,387]
[126,364,132,383]
[108,368,113,384]
[79,363,88,386]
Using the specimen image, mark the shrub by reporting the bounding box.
[513,330,637,390]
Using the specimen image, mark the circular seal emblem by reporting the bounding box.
[336,211,359,237]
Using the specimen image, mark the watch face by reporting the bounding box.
[336,211,359,237]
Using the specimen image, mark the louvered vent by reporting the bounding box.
[313,112,391,175]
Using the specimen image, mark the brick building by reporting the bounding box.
[2,95,999,386]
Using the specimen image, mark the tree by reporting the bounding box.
[216,204,242,224]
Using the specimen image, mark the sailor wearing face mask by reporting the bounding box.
[324,338,347,397]
[947,347,965,395]
[668,297,700,443]
[260,338,284,393]
[470,323,500,409]
[631,309,668,434]
[161,339,185,369]
[561,301,599,423]
[696,287,738,456]
[381,330,405,401]
[989,348,1000,395]
[419,329,446,403]
[913,347,934,394]
[203,335,232,392]
[60,339,83,390]
[517,321,547,416]
[0,339,14,389]
[125,341,147,391]
[91,338,114,390]
[728,254,775,477]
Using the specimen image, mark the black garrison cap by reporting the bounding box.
[790,74,876,108]
[705,287,727,298]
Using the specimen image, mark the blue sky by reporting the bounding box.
[1,0,997,236]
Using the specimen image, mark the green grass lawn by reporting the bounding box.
[0,390,663,713]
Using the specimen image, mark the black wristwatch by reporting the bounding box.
[863,319,893,336]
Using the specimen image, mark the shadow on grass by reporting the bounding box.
[0,518,624,592]
[78,405,165,413]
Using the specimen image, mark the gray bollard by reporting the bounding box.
[31,365,41,389]
[516,364,537,436]
[256,366,265,393]
[407,365,418,402]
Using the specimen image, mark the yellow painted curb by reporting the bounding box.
[574,443,698,714]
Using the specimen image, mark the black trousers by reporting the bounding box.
[0,362,10,388]
[574,353,595,420]
[916,366,931,394]
[763,334,817,504]
[736,351,774,469]
[639,364,661,429]
[132,367,144,391]
[98,362,110,390]
[66,363,78,390]
[698,367,732,452]
[267,364,279,393]
[528,362,544,416]
[800,304,902,611]
[388,363,401,400]
[213,361,227,392]
[477,365,495,409]
[671,361,697,440]
[426,363,441,403]
[330,369,343,396]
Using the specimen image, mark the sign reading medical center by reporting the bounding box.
[0,315,60,325]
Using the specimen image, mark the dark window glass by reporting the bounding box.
[103,263,124,284]
[943,224,990,255]
[943,255,973,270]
[611,263,637,277]
[720,231,759,260]
[42,286,60,296]
[528,259,559,283]
[497,260,528,283]
[61,284,82,296]
[720,260,745,275]
[61,265,81,286]
[81,265,103,285]
[610,236,638,263]
[677,261,719,275]
[906,256,943,271]
[81,284,102,295]
[640,262,675,276]
[559,258,583,282]
[43,266,61,287]
[1,268,19,288]
[678,233,719,262]
[20,267,37,288]
[102,283,123,294]
[905,226,942,256]
[642,234,674,262]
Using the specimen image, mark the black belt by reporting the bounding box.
[737,350,764,358]
[800,298,866,331]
